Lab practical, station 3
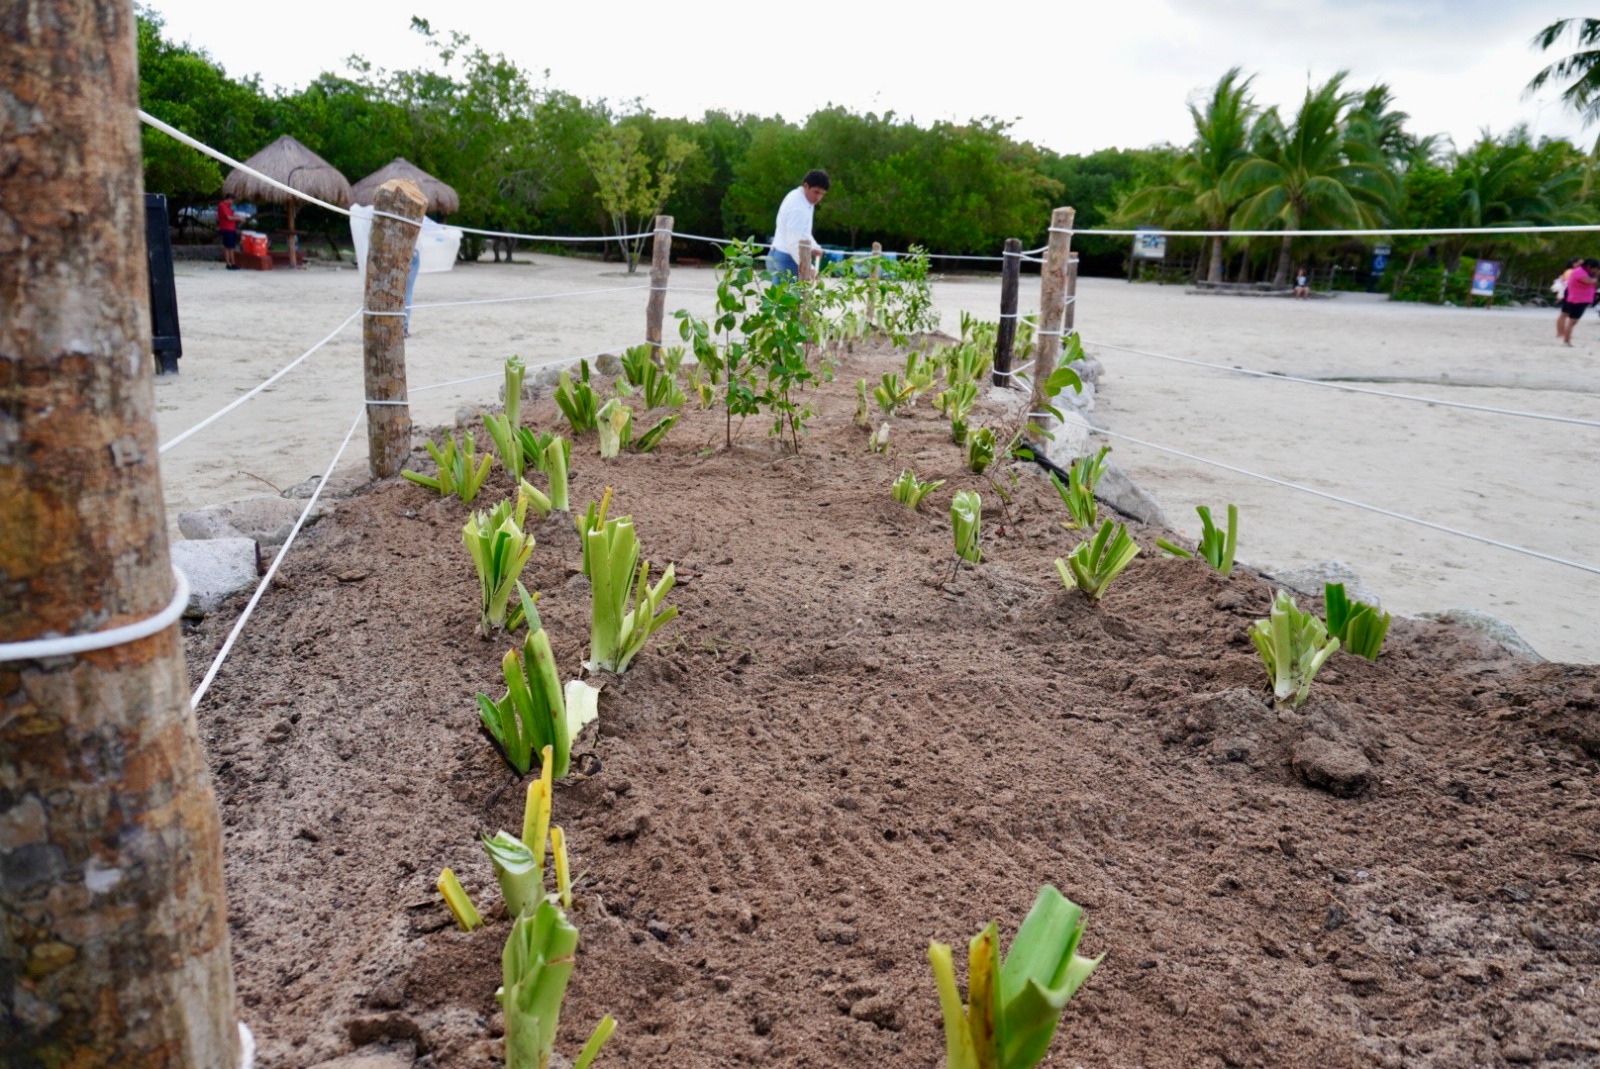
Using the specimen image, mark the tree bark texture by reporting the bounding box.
[0,2,239,1065]
[645,215,673,355]
[362,179,424,480]
[993,238,1021,386]
[1028,207,1075,420]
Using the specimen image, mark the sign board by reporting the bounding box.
[1132,228,1167,261]
[1470,259,1500,298]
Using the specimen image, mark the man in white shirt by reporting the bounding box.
[768,169,829,280]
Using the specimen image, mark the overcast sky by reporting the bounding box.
[142,0,1590,156]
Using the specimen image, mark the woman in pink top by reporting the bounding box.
[1559,258,1598,347]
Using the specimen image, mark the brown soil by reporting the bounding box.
[184,339,1600,1069]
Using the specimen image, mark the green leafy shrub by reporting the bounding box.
[1249,590,1340,706]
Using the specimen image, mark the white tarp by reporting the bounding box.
[349,204,462,274]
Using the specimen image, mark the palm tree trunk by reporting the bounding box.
[1208,236,1225,283]
[1274,233,1292,288]
[1,2,240,1065]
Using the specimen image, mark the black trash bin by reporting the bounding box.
[144,192,182,374]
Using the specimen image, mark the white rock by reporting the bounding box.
[177,496,314,548]
[171,538,259,618]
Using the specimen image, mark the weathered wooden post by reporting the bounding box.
[993,238,1022,387]
[363,179,425,479]
[1,1,241,1064]
[1029,207,1075,421]
[798,238,817,283]
[867,240,883,325]
[646,214,674,359]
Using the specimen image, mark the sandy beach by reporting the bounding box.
[155,254,1600,663]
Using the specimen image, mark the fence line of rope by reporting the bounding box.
[1085,340,1600,429]
[0,564,189,662]
[190,407,365,709]
[159,310,361,455]
[396,340,655,400]
[1073,223,1600,238]
[409,284,651,311]
[1084,425,1600,577]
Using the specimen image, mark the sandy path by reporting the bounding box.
[156,256,1600,662]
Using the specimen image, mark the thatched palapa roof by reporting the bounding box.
[352,158,459,216]
[223,135,353,208]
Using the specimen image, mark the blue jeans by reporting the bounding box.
[767,249,799,281]
[403,248,421,335]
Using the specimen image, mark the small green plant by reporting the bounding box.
[633,412,679,452]
[554,360,599,435]
[516,427,558,474]
[1324,582,1391,660]
[584,513,678,674]
[1156,504,1238,575]
[1049,446,1109,530]
[1055,520,1139,603]
[869,422,891,454]
[499,897,617,1069]
[874,371,915,416]
[1249,589,1340,706]
[942,338,992,386]
[905,350,937,396]
[462,488,539,636]
[517,478,553,522]
[402,431,493,503]
[936,382,978,445]
[965,426,997,475]
[482,357,528,482]
[597,398,632,458]
[619,343,653,389]
[640,361,686,410]
[544,436,570,512]
[892,468,945,510]
[436,867,482,932]
[951,490,982,565]
[575,487,612,578]
[928,885,1100,1069]
[855,377,871,427]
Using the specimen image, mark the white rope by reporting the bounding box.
[362,310,406,317]
[0,564,189,663]
[1067,223,1600,238]
[1087,341,1600,429]
[1021,256,1046,264]
[1093,425,1600,576]
[671,231,771,248]
[409,284,650,311]
[159,310,361,455]
[455,226,652,242]
[408,340,652,396]
[191,408,365,709]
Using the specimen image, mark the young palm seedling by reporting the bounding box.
[965,426,997,475]
[554,360,599,435]
[544,436,570,512]
[855,378,871,428]
[1156,504,1238,575]
[477,587,600,777]
[597,398,632,458]
[619,343,653,390]
[483,357,528,482]
[1048,446,1108,530]
[874,371,915,416]
[499,897,616,1069]
[1055,519,1139,603]
[892,468,945,510]
[402,431,493,503]
[640,360,686,410]
[1249,589,1340,706]
[1323,582,1390,661]
[463,487,540,636]
[584,513,677,674]
[517,428,558,475]
[928,884,1101,1069]
[951,490,982,566]
[936,381,979,445]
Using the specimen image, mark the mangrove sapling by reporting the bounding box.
[554,360,600,435]
[1156,504,1238,575]
[544,436,571,513]
[499,898,616,1069]
[401,431,493,503]
[584,515,678,674]
[463,492,538,636]
[1048,446,1109,530]
[965,426,997,475]
[483,357,529,482]
[951,490,982,565]
[892,468,945,510]
[1055,519,1140,603]
[1323,582,1391,661]
[928,885,1101,1069]
[1249,590,1340,706]
[597,398,632,458]
[437,867,483,931]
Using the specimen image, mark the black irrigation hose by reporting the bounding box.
[1012,438,1073,485]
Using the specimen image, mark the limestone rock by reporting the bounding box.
[171,538,259,617]
[1262,560,1381,607]
[595,351,624,376]
[1292,736,1372,797]
[1096,461,1171,529]
[178,495,312,548]
[1419,608,1543,661]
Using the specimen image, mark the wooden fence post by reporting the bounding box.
[1029,207,1075,421]
[1,1,240,1063]
[798,239,816,283]
[363,179,425,480]
[868,240,882,325]
[993,237,1022,386]
[646,214,673,358]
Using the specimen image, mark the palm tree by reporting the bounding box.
[1527,18,1600,127]
[1117,68,1257,282]
[1226,73,1396,287]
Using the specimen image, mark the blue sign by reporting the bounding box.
[1470,260,1500,298]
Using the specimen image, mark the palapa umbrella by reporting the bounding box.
[351,158,460,217]
[222,134,353,265]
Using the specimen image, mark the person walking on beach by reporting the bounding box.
[1558,258,1597,347]
[217,196,239,270]
[769,169,829,280]
[1293,265,1310,299]
[1554,257,1582,340]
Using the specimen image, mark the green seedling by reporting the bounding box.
[1049,446,1109,530]
[640,361,686,410]
[633,413,679,453]
[855,378,871,428]
[1323,582,1391,661]
[463,489,539,636]
[1249,589,1340,706]
[584,514,677,674]
[498,897,616,1069]
[483,830,544,919]
[597,398,632,458]
[928,885,1100,1069]
[402,431,493,503]
[544,436,570,513]
[943,340,992,386]
[905,350,937,396]
[436,867,483,932]
[892,468,945,510]
[869,422,891,454]
[936,382,979,445]
[554,360,599,435]
[1156,504,1238,575]
[518,478,553,522]
[517,428,558,475]
[482,357,528,482]
[619,343,653,389]
[575,486,612,578]
[951,489,982,565]
[874,371,914,415]
[965,426,997,475]
[1055,519,1139,603]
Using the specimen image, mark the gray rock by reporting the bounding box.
[171,538,259,617]
[1419,608,1544,661]
[1291,736,1372,797]
[283,476,322,500]
[1095,461,1171,529]
[453,405,480,429]
[1263,560,1381,607]
[1040,411,1094,469]
[304,1052,415,1069]
[177,496,313,547]
[530,360,573,391]
[595,351,624,376]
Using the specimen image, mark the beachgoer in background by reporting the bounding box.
[1558,258,1597,347]
[1554,257,1582,340]
[1293,265,1309,299]
[768,169,829,280]
[218,196,239,270]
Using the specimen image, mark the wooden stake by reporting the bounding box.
[868,240,882,325]
[1,3,240,1063]
[646,214,673,359]
[993,238,1022,387]
[363,179,425,479]
[1029,207,1075,421]
[798,239,816,283]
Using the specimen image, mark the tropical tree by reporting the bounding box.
[1527,18,1600,129]
[580,121,696,272]
[1227,73,1396,286]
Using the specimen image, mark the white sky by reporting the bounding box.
[142,0,1590,156]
